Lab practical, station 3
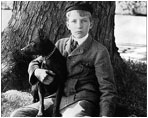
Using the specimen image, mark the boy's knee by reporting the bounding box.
[10,108,24,117]
[10,107,38,117]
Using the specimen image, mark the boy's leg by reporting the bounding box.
[10,107,38,117]
[10,97,54,117]
[60,100,98,117]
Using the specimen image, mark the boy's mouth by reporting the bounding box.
[75,31,83,34]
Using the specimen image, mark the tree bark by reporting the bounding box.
[2,1,121,90]
[1,1,121,94]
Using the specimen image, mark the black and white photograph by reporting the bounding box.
[1,1,147,117]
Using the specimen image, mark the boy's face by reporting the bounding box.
[66,10,93,39]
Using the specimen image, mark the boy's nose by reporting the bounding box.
[76,21,83,29]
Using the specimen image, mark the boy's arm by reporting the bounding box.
[28,56,44,85]
[94,48,117,117]
[28,56,56,86]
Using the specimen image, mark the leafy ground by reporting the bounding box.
[1,90,33,117]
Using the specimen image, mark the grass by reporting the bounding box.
[1,90,33,117]
[116,59,147,117]
[125,59,146,75]
[126,59,147,116]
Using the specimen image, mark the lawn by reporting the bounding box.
[115,15,146,62]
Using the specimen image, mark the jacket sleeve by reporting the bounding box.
[94,47,117,117]
[28,39,64,86]
[28,56,44,85]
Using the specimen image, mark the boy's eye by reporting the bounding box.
[71,20,76,23]
[82,20,87,22]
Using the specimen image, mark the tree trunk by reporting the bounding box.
[2,1,119,90]
[1,1,146,116]
[0,0,124,100]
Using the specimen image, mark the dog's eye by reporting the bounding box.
[33,43,37,48]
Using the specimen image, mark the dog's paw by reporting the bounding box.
[36,112,44,117]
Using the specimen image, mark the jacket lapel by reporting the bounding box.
[64,35,93,57]
[65,36,72,55]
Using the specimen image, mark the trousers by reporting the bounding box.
[10,97,98,117]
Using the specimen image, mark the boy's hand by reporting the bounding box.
[34,68,55,85]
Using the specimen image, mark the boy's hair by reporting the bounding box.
[66,10,92,22]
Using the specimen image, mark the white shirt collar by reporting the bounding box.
[72,34,88,45]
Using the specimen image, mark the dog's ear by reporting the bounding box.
[38,28,43,36]
[38,28,45,40]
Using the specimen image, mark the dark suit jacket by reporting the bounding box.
[28,35,117,116]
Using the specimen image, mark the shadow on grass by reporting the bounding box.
[114,59,147,117]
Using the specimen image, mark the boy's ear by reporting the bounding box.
[66,21,70,30]
[89,21,93,29]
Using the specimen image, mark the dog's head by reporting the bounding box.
[21,28,55,56]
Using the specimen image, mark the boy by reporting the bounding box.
[11,2,117,117]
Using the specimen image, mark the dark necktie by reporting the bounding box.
[70,39,78,53]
